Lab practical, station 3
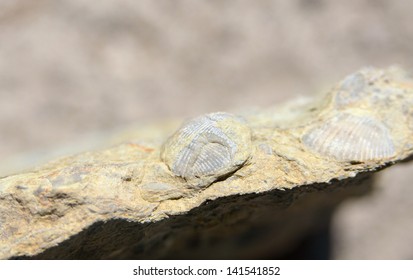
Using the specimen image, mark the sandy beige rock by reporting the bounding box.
[1,66,413,259]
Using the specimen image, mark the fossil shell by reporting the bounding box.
[302,113,395,161]
[333,67,413,110]
[161,112,252,187]
[334,72,366,107]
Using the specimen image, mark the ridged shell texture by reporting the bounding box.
[161,112,251,186]
[302,113,395,161]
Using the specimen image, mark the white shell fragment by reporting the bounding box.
[161,112,252,187]
[302,113,395,161]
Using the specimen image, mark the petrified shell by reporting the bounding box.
[161,112,252,187]
[302,113,395,161]
[333,67,413,111]
[334,72,367,107]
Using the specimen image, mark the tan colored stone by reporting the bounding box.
[1,66,413,259]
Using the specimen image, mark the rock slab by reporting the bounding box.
[1,66,413,259]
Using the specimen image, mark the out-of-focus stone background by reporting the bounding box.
[0,0,412,259]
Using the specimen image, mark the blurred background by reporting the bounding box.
[0,0,412,259]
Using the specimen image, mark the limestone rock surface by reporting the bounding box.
[1,66,413,259]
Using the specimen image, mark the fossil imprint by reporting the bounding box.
[302,113,395,161]
[299,66,413,162]
[160,67,413,183]
[333,67,411,109]
[161,112,252,187]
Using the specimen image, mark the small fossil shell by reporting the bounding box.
[333,67,413,110]
[334,72,367,107]
[161,112,252,187]
[302,113,395,161]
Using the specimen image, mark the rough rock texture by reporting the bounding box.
[1,67,413,259]
[15,174,373,259]
[2,0,413,260]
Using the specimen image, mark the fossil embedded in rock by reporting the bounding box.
[161,112,252,187]
[302,113,395,161]
[333,67,413,110]
[334,72,367,107]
